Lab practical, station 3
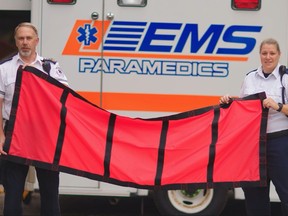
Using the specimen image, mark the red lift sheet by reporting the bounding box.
[3,66,268,189]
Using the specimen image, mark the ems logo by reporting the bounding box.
[78,24,97,46]
[62,20,111,56]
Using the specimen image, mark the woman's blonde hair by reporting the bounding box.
[259,38,280,53]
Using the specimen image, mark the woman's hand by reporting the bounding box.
[262,98,279,110]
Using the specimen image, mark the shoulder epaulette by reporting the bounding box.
[246,68,257,76]
[0,54,16,65]
[41,58,57,64]
[0,57,12,65]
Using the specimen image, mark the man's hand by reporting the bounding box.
[219,94,232,104]
[0,134,7,155]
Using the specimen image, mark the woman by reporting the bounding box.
[220,38,288,216]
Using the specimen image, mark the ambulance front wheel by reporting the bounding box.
[152,188,229,216]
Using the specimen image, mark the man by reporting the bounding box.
[0,22,68,216]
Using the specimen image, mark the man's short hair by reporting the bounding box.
[14,22,38,37]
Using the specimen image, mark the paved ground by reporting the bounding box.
[0,190,282,216]
[0,192,154,216]
[0,192,40,216]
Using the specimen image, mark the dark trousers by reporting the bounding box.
[2,160,60,216]
[243,135,288,216]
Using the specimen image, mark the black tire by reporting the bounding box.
[152,188,229,216]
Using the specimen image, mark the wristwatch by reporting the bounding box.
[277,103,283,112]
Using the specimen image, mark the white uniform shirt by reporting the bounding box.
[240,64,288,133]
[0,53,68,120]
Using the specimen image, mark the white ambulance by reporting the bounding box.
[0,0,286,215]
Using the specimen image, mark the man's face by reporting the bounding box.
[15,26,39,58]
[260,44,280,73]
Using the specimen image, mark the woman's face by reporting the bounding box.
[260,43,280,73]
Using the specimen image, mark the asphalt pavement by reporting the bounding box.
[0,191,157,216]
[0,190,283,216]
[0,192,40,216]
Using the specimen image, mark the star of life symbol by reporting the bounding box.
[77,24,97,46]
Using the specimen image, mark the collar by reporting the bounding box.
[256,64,281,79]
[16,53,42,66]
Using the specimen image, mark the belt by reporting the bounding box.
[267,129,288,139]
